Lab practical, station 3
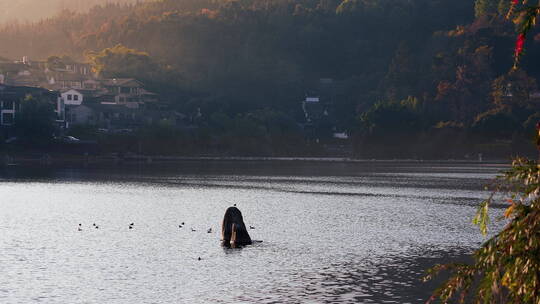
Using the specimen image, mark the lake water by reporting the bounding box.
[0,161,507,303]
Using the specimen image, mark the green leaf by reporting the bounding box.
[473,200,490,236]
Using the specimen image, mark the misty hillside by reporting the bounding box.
[0,0,143,23]
[0,0,539,157]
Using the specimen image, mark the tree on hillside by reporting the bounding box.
[14,95,56,145]
[357,98,424,156]
[86,44,160,79]
[474,0,506,18]
[491,69,537,109]
[426,2,540,301]
[382,42,417,101]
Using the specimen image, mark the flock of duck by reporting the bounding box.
[77,222,255,232]
[75,205,256,261]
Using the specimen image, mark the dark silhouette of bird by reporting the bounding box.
[207,228,212,233]
[198,257,202,261]
[249,226,255,229]
[181,222,185,225]
[233,204,237,207]
[178,225,183,228]
[78,224,82,231]
[191,228,196,232]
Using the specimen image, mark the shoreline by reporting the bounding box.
[0,153,511,168]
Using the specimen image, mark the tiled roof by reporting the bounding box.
[102,78,142,87]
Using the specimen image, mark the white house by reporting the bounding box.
[61,89,84,106]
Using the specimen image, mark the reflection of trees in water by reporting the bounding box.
[231,247,472,303]
[313,248,472,303]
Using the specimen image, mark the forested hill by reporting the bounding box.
[1,0,539,158]
[0,0,474,71]
[0,0,143,24]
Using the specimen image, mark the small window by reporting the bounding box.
[74,95,79,101]
[67,94,72,101]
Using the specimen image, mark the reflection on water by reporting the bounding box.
[0,161,505,303]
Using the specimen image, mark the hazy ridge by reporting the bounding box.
[0,0,143,23]
[0,0,538,158]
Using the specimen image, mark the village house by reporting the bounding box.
[299,78,348,142]
[302,96,325,123]
[66,101,184,131]
[0,57,52,88]
[101,78,159,108]
[48,73,91,90]
[301,78,339,124]
[1,56,166,132]
[2,57,161,106]
[0,66,46,87]
[61,89,84,106]
[63,89,107,126]
[67,103,142,129]
[0,84,65,128]
[55,61,92,76]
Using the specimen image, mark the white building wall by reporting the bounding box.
[61,89,83,106]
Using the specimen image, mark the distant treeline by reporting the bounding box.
[0,0,141,24]
[1,0,539,158]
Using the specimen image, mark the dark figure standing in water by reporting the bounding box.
[221,206,252,247]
